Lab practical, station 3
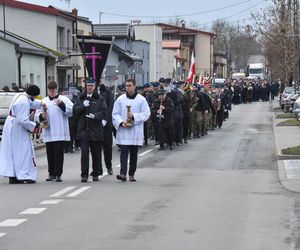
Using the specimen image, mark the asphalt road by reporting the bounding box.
[1,101,300,250]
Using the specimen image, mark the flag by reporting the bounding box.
[186,51,195,83]
[77,36,112,83]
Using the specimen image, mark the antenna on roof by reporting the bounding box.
[60,0,71,10]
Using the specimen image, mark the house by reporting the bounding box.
[157,23,215,80]
[93,23,148,86]
[0,31,50,96]
[135,22,215,82]
[134,24,163,82]
[0,0,78,91]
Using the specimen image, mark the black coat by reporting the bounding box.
[73,91,107,141]
[99,85,114,145]
[151,97,174,125]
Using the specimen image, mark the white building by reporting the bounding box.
[0,1,77,91]
[134,24,163,82]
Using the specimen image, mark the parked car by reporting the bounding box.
[0,92,18,138]
[280,87,294,110]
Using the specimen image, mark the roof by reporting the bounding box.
[162,40,181,49]
[112,44,142,62]
[93,24,135,39]
[157,23,215,37]
[4,0,75,20]
[0,30,65,58]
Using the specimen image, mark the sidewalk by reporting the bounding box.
[272,99,300,193]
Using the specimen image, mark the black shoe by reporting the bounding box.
[158,146,166,150]
[107,169,113,175]
[144,140,148,146]
[81,177,88,183]
[24,179,36,184]
[69,150,74,153]
[64,150,68,153]
[74,147,79,152]
[55,176,62,182]
[129,176,136,182]
[169,145,174,150]
[116,174,127,182]
[92,176,99,181]
[9,177,19,184]
[46,175,55,181]
[155,141,160,145]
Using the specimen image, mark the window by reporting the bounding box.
[30,74,34,85]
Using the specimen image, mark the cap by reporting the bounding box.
[26,85,40,96]
[158,77,165,83]
[86,79,96,85]
[144,82,150,88]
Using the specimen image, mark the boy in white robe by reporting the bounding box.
[112,79,150,182]
[38,81,73,182]
[0,85,41,184]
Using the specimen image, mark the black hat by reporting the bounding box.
[159,77,165,83]
[26,85,40,96]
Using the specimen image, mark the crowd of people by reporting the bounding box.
[0,76,278,184]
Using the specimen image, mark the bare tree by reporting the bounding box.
[252,0,294,85]
[211,20,261,72]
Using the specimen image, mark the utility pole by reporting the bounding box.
[293,0,299,92]
[99,11,103,24]
[2,0,6,38]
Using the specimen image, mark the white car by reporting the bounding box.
[280,87,294,110]
[0,92,18,138]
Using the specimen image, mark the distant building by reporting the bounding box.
[93,23,149,86]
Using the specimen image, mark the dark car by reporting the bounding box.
[0,92,18,138]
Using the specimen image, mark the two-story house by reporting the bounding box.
[93,23,149,86]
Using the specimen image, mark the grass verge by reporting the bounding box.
[282,146,300,155]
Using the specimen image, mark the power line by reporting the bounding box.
[197,0,266,26]
[101,0,253,19]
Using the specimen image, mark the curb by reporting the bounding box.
[277,154,300,160]
[277,160,300,194]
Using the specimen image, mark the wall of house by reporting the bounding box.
[21,54,46,97]
[134,25,162,82]
[0,40,17,89]
[103,50,120,87]
[132,40,150,85]
[195,34,213,76]
[0,6,56,49]
[161,49,175,79]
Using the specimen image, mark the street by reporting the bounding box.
[0,100,299,250]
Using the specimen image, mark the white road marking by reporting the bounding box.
[0,233,6,238]
[40,199,63,205]
[66,186,91,197]
[50,186,76,197]
[0,219,27,227]
[19,208,47,215]
[139,149,153,156]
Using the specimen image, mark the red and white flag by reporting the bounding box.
[186,51,195,83]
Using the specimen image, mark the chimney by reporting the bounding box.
[71,8,78,17]
[180,20,185,28]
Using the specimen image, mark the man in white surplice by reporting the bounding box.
[112,79,150,182]
[0,85,41,184]
[38,81,73,182]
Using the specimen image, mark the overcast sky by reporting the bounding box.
[18,0,271,30]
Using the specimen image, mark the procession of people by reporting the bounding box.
[0,76,279,184]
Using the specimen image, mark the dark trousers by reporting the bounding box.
[119,145,139,176]
[183,114,190,139]
[80,139,102,177]
[158,123,174,147]
[46,141,65,177]
[102,144,112,170]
